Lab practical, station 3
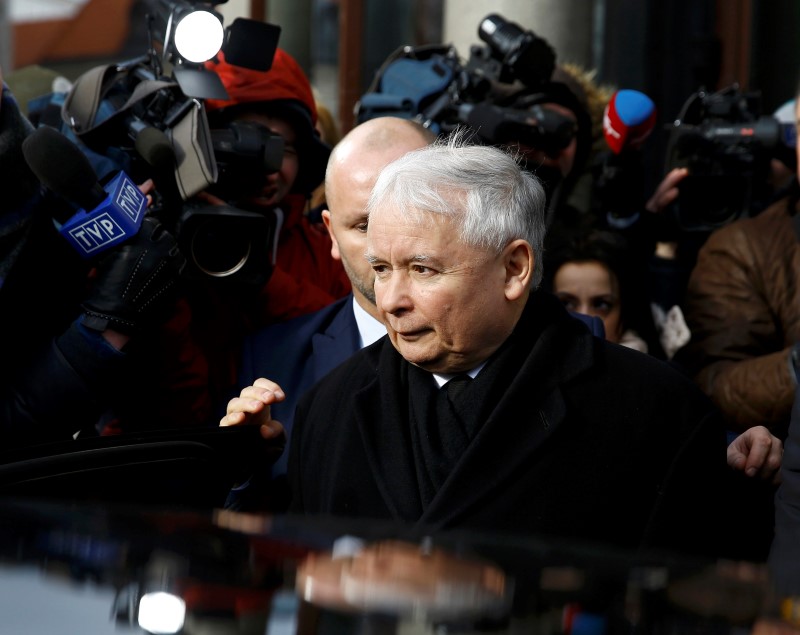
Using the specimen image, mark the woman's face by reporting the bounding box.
[553,260,623,343]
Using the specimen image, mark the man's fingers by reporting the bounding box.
[260,420,285,440]
[253,377,286,400]
[220,379,286,427]
[224,395,266,417]
[220,411,245,427]
[744,439,771,476]
[727,448,746,471]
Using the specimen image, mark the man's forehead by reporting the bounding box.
[338,208,369,226]
[369,202,447,226]
[368,217,467,263]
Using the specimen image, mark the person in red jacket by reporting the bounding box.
[100,48,351,434]
[202,48,352,322]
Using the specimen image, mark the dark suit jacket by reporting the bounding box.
[239,294,360,475]
[288,290,733,559]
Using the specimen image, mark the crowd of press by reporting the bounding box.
[2,11,800,619]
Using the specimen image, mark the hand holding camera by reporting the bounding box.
[82,215,187,335]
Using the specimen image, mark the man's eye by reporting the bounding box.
[412,265,432,274]
[355,223,368,233]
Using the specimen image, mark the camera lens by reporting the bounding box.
[189,217,251,277]
[476,13,554,89]
[478,14,525,59]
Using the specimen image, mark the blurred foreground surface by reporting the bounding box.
[0,496,796,635]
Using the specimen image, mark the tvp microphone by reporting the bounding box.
[21,126,147,259]
[603,89,657,154]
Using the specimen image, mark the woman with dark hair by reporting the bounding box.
[544,227,665,358]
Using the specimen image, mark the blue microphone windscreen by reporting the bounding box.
[614,90,656,126]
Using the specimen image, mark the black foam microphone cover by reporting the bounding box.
[22,126,106,214]
[134,126,184,221]
[134,126,175,172]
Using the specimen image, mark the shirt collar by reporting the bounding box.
[352,296,385,348]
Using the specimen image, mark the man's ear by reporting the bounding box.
[321,209,340,260]
[503,240,534,300]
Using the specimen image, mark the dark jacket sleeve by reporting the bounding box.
[1,319,126,446]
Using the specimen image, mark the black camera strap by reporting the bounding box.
[60,63,217,200]
[61,64,173,145]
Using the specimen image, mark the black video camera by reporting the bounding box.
[58,2,284,286]
[664,84,786,232]
[355,14,576,153]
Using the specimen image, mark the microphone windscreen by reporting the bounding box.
[603,89,657,154]
[22,126,105,211]
[135,126,175,172]
[135,126,183,211]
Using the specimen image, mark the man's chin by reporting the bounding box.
[396,347,444,374]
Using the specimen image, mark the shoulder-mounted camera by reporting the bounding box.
[665,84,790,231]
[355,13,575,155]
[54,1,286,286]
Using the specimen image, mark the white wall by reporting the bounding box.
[443,0,595,70]
[216,0,250,24]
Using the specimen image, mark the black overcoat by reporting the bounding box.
[288,290,731,558]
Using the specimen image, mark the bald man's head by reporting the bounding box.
[325,117,437,199]
[321,117,436,317]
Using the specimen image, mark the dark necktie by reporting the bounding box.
[445,374,472,403]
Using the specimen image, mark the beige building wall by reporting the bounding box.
[442,0,596,70]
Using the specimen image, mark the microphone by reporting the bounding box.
[603,89,657,154]
[595,90,657,223]
[134,125,184,215]
[22,126,147,259]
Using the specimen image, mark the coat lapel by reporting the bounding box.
[310,299,361,381]
[421,292,598,527]
[349,291,598,526]
[351,349,423,519]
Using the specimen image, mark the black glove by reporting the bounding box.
[81,216,187,334]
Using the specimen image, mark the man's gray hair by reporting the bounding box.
[366,128,548,288]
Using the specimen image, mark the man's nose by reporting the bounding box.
[377,271,411,314]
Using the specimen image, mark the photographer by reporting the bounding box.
[675,170,800,436]
[18,46,351,436]
[142,47,352,426]
[664,82,800,439]
[0,67,186,446]
[201,48,351,323]
[457,61,596,237]
[584,83,796,361]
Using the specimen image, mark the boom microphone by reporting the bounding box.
[22,126,147,259]
[603,89,657,154]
